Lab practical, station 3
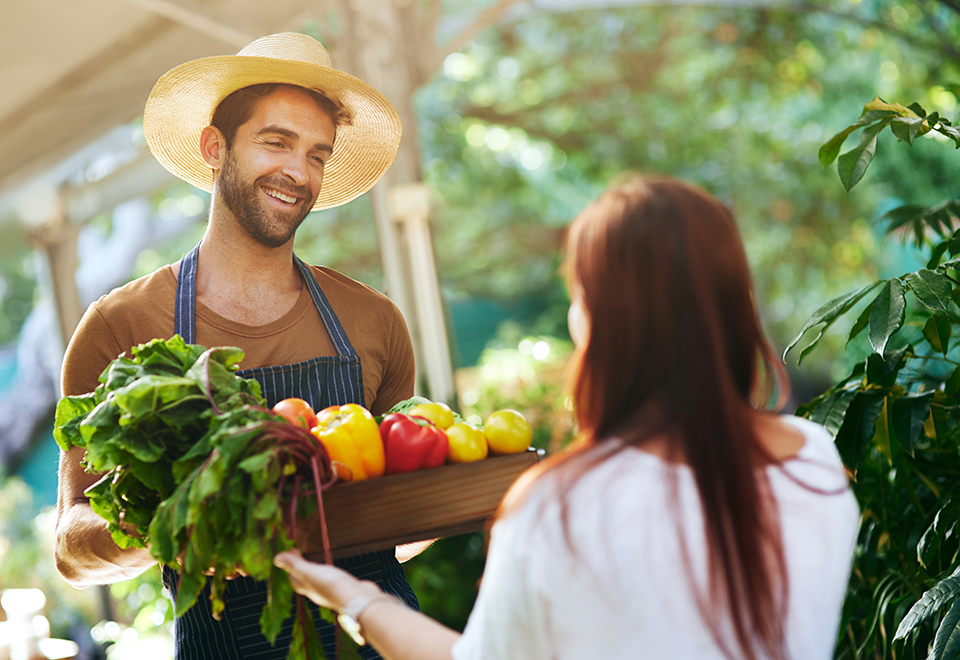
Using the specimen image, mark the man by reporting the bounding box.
[55,32,420,659]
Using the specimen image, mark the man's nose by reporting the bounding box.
[281,151,310,186]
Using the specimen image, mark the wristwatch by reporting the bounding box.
[337,592,401,646]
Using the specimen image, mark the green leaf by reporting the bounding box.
[868,279,907,355]
[895,565,960,639]
[53,393,97,450]
[927,392,953,446]
[263,563,296,643]
[924,314,953,355]
[189,452,225,509]
[891,392,934,456]
[819,110,897,167]
[884,200,960,242]
[939,123,960,148]
[890,115,926,145]
[838,117,893,192]
[174,572,204,617]
[931,599,960,660]
[808,388,859,438]
[239,452,273,474]
[928,241,951,269]
[918,500,960,568]
[946,368,960,398]
[783,281,882,362]
[847,302,872,345]
[149,504,175,563]
[865,346,908,387]
[287,597,329,660]
[386,395,433,415]
[873,395,899,465]
[835,389,886,475]
[252,495,279,521]
[906,269,956,313]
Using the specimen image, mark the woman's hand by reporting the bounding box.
[274,550,380,610]
[275,550,460,660]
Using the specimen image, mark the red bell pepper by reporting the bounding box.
[380,413,449,475]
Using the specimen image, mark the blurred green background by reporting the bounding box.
[1,0,958,658]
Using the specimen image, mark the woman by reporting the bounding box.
[275,175,859,660]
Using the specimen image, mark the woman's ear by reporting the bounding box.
[200,125,227,169]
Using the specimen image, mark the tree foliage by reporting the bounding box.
[409,0,957,384]
[790,95,960,658]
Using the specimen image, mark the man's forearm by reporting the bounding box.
[55,502,155,588]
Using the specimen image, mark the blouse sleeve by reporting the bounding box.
[451,505,554,660]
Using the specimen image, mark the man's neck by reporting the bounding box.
[192,212,304,326]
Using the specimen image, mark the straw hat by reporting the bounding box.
[143,32,402,211]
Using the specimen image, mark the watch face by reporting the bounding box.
[338,612,366,646]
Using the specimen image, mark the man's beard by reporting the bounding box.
[218,151,314,248]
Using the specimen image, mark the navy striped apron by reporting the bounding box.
[163,243,418,659]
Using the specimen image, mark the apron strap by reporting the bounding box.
[294,255,359,359]
[174,243,200,342]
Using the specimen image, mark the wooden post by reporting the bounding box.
[18,186,115,622]
[337,0,457,404]
[390,183,455,404]
[19,186,82,362]
[30,222,83,353]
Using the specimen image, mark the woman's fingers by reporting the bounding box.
[274,551,380,611]
[274,550,343,608]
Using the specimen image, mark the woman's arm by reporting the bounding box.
[274,551,459,660]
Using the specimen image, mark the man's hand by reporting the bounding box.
[55,446,155,587]
[396,539,437,563]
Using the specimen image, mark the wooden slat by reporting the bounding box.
[308,450,542,559]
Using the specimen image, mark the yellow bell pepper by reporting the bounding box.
[310,403,385,482]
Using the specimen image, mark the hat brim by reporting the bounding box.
[144,56,402,211]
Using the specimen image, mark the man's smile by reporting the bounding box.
[263,186,300,205]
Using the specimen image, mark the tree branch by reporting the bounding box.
[413,0,446,85]
[915,0,960,63]
[439,0,526,60]
[933,0,960,18]
[794,0,960,66]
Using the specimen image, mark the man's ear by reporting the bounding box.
[200,125,227,169]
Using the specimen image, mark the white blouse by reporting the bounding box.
[452,416,859,660]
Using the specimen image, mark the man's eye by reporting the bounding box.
[266,140,284,148]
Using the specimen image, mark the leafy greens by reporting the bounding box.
[55,335,336,659]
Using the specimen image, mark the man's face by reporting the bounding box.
[217,86,336,248]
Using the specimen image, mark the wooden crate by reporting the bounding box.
[308,449,543,560]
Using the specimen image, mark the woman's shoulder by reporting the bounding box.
[772,415,854,494]
[502,445,671,524]
[777,415,838,459]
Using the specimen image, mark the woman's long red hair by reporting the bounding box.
[556,175,790,660]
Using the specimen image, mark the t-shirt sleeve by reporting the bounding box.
[452,509,554,660]
[61,303,126,396]
[368,304,415,416]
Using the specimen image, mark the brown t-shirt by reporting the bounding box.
[61,263,415,416]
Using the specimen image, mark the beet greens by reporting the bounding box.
[55,335,336,659]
